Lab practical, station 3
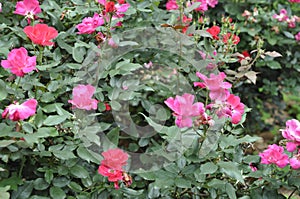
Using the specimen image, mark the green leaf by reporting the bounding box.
[0,79,8,101]
[72,46,86,63]
[0,186,10,199]
[218,161,245,184]
[33,178,49,191]
[45,170,54,184]
[11,181,34,199]
[200,162,218,174]
[225,183,237,199]
[106,127,119,146]
[0,140,15,147]
[175,178,191,188]
[77,147,99,163]
[52,177,70,187]
[267,61,281,69]
[53,150,76,160]
[70,165,89,179]
[43,115,68,126]
[50,187,66,199]
[68,181,83,192]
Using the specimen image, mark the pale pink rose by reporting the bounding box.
[76,13,104,34]
[1,47,37,77]
[0,3,2,13]
[281,119,300,142]
[194,72,232,101]
[2,99,37,121]
[101,148,128,170]
[144,61,153,69]
[164,93,205,128]
[14,0,41,18]
[68,84,98,110]
[259,144,289,168]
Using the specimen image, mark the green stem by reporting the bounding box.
[18,157,25,178]
[38,46,44,66]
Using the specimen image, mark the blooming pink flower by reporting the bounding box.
[225,94,245,124]
[24,24,58,46]
[76,13,104,34]
[194,72,232,101]
[259,144,289,168]
[144,61,153,69]
[98,164,124,189]
[193,0,208,12]
[222,33,240,45]
[68,84,98,110]
[281,119,300,142]
[166,0,178,10]
[295,32,300,41]
[0,3,2,13]
[1,47,37,77]
[286,142,299,152]
[273,9,289,22]
[101,148,128,170]
[289,0,300,3]
[290,155,300,169]
[164,93,205,128]
[14,0,41,19]
[98,148,130,189]
[2,99,37,121]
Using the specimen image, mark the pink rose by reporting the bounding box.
[259,144,289,168]
[76,13,104,34]
[101,148,128,170]
[1,47,37,77]
[14,0,41,18]
[2,99,37,121]
[68,84,98,110]
[164,93,205,128]
[281,119,300,142]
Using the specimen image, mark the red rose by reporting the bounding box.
[206,25,220,40]
[105,1,116,13]
[24,24,58,46]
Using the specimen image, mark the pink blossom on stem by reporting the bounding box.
[164,93,205,128]
[14,0,41,20]
[224,94,245,124]
[259,144,289,168]
[194,0,208,12]
[68,84,98,110]
[289,154,300,169]
[166,0,178,10]
[2,99,37,121]
[194,72,232,101]
[281,119,300,142]
[295,32,300,41]
[76,13,104,34]
[1,47,37,77]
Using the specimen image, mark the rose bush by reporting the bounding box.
[0,0,299,198]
